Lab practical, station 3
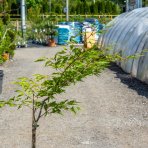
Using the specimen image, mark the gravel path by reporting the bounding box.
[0,46,148,148]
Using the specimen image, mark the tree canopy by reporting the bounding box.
[0,0,122,15]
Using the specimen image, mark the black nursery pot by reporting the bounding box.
[0,70,3,94]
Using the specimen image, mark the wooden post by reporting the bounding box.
[16,20,19,31]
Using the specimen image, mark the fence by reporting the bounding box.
[8,14,118,32]
[0,14,118,22]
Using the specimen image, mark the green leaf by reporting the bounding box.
[0,101,6,108]
[70,107,77,114]
[17,104,22,109]
[67,100,78,105]
[35,57,47,62]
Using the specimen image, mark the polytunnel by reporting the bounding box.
[98,8,148,84]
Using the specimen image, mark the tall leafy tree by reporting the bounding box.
[105,1,112,14]
[76,1,81,14]
[80,2,84,14]
[41,0,49,14]
[51,3,55,13]
[97,0,102,14]
[70,5,76,14]
[55,4,62,14]
[94,2,98,14]
[112,3,117,14]
[4,0,121,15]
[100,0,105,14]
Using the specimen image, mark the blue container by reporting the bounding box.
[58,22,67,25]
[70,27,82,43]
[58,28,70,45]
[58,22,83,44]
[54,29,58,44]
[69,22,82,43]
[67,22,75,27]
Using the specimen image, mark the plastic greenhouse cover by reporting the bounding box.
[98,8,148,84]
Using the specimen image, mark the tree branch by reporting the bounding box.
[36,48,85,122]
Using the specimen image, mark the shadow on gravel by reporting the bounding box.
[0,70,3,94]
[109,63,148,98]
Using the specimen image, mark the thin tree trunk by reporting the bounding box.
[32,125,36,148]
[32,94,36,148]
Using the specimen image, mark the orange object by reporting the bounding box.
[84,31,95,49]
[2,53,9,61]
[48,39,56,47]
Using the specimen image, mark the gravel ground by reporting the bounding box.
[0,46,148,148]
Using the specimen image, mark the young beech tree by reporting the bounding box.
[0,45,121,148]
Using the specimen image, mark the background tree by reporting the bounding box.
[94,2,98,14]
[112,3,118,14]
[76,1,81,14]
[105,1,112,14]
[70,5,76,14]
[97,0,102,14]
[41,0,49,14]
[90,1,95,14]
[10,2,18,14]
[55,4,62,14]
[80,2,84,14]
[2,0,121,15]
[83,0,89,14]
[100,0,105,14]
[50,3,55,13]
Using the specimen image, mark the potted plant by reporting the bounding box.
[45,22,58,47]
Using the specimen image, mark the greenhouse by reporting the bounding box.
[98,7,148,84]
